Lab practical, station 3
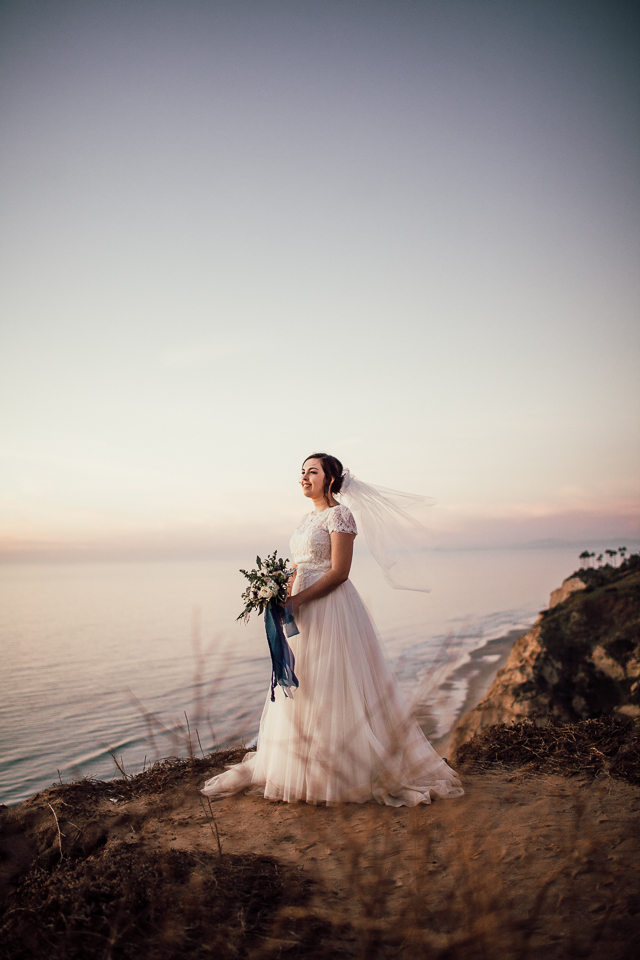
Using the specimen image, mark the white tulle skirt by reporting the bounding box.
[202,574,463,806]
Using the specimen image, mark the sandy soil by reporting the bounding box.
[2,754,639,959]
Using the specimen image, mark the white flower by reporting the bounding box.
[258,580,279,599]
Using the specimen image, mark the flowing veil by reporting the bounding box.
[337,470,434,592]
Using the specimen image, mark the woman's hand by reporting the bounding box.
[284,533,354,613]
[284,595,301,616]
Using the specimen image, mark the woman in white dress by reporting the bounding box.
[202,453,463,807]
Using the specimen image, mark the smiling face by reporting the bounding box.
[300,458,329,502]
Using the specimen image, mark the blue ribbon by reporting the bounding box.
[281,602,299,638]
[264,601,299,702]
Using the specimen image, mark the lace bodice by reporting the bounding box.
[289,505,357,574]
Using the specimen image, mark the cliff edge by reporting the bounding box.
[450,555,640,760]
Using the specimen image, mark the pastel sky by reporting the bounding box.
[1,0,638,557]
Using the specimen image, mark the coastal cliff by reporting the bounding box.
[1,561,640,957]
[2,743,639,959]
[450,555,640,759]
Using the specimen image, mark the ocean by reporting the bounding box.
[0,546,583,805]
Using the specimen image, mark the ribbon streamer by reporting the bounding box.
[264,601,299,702]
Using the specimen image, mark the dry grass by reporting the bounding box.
[259,790,635,960]
[453,716,640,785]
[1,845,313,960]
[2,751,638,960]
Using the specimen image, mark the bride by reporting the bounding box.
[202,453,463,806]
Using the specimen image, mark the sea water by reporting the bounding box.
[0,547,582,804]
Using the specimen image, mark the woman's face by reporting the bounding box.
[300,458,327,500]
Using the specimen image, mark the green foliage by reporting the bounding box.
[573,551,640,588]
[522,561,640,723]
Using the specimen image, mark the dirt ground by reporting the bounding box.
[2,752,639,959]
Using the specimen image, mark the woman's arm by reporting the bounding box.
[286,564,297,597]
[286,533,354,614]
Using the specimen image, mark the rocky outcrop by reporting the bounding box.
[548,576,586,608]
[450,558,640,760]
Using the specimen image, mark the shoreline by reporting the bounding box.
[418,628,526,756]
[1,628,525,807]
[2,548,583,805]
[1,628,525,806]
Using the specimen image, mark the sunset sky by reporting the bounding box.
[1,0,638,557]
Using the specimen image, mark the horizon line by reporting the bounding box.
[1,536,638,564]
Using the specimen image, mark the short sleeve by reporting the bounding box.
[327,505,357,536]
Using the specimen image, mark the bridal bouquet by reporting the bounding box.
[237,551,299,701]
[237,551,292,622]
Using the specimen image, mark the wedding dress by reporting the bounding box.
[202,504,463,806]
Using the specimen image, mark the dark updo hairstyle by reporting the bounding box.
[303,452,344,502]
